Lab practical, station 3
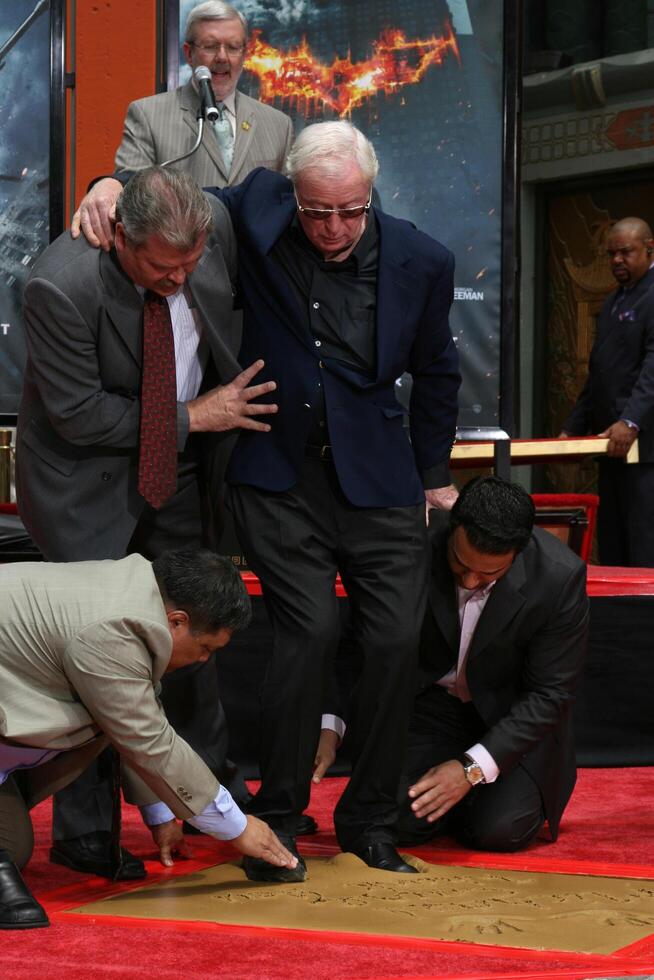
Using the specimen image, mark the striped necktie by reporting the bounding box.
[213,102,234,174]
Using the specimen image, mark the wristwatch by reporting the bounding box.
[458,754,485,786]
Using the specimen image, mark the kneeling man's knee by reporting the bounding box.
[462,807,543,853]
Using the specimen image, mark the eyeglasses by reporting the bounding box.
[190,41,245,57]
[295,192,372,221]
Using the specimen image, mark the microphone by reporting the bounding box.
[194,65,219,122]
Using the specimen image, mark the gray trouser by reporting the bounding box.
[0,775,34,869]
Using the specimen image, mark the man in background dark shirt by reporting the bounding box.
[561,217,654,566]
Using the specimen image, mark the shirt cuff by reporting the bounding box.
[140,801,176,827]
[187,785,248,841]
[466,743,500,784]
[321,714,346,742]
[421,461,453,490]
[620,418,640,431]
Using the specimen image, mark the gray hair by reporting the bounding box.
[115,167,213,251]
[184,1,248,44]
[285,121,379,185]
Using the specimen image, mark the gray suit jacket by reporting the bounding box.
[16,197,240,561]
[0,555,219,816]
[115,82,293,187]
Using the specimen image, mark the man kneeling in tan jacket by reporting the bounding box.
[0,549,296,929]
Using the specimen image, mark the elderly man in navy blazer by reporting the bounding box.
[75,120,461,881]
[213,121,460,880]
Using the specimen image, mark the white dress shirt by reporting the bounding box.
[437,583,500,784]
[137,284,208,401]
[141,788,247,840]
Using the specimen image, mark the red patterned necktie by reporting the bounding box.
[138,291,178,509]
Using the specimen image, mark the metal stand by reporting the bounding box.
[456,427,511,480]
[162,114,205,169]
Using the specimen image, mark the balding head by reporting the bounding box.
[611,217,653,241]
[606,216,654,287]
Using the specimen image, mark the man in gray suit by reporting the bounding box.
[0,549,297,929]
[118,0,292,185]
[75,2,293,246]
[15,166,276,881]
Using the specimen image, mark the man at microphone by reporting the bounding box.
[75,1,292,246]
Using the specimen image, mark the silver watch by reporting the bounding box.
[459,754,485,786]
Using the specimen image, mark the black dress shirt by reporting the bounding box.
[272,210,445,489]
[272,213,378,445]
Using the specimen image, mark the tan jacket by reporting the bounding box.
[115,82,293,188]
[0,555,219,816]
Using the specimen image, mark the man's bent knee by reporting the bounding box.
[459,809,544,853]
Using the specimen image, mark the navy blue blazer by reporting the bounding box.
[564,267,654,463]
[207,168,461,508]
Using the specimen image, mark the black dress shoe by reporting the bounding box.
[353,843,418,874]
[242,834,307,883]
[50,832,146,881]
[0,852,49,929]
[295,813,318,836]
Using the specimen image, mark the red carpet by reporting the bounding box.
[3,768,654,980]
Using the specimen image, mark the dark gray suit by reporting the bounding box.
[398,522,589,851]
[563,267,654,566]
[15,196,240,841]
[16,197,239,559]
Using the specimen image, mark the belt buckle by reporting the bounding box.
[320,445,330,458]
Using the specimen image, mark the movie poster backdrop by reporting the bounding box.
[0,0,56,417]
[176,0,510,429]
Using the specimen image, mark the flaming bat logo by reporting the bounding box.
[244,21,460,117]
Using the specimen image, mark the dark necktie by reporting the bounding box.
[611,288,628,317]
[138,291,177,510]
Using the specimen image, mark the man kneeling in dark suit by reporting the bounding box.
[397,477,589,852]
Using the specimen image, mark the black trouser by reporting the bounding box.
[228,459,429,852]
[597,459,654,567]
[52,451,239,841]
[397,684,544,852]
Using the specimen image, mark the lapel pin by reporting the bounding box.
[242,121,251,131]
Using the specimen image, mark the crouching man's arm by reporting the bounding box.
[140,790,295,869]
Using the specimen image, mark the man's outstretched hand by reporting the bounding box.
[187,360,278,433]
[407,759,470,823]
[312,728,339,783]
[231,815,299,868]
[150,818,191,867]
[70,177,123,250]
